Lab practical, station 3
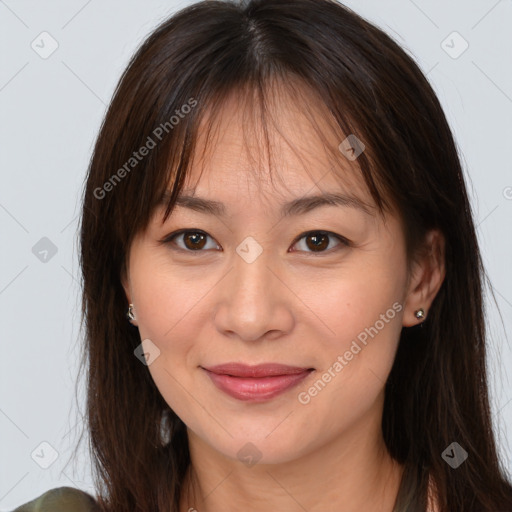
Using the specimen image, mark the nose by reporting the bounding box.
[212,243,295,343]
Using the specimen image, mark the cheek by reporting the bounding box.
[300,261,406,415]
[128,248,226,386]
[129,258,204,425]
[300,257,405,344]
[129,247,208,341]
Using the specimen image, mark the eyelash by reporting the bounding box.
[158,229,350,255]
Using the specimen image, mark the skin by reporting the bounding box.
[122,86,445,512]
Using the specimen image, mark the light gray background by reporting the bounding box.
[1,0,511,508]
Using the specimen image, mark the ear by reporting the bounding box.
[402,229,446,327]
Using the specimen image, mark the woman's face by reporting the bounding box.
[122,89,429,465]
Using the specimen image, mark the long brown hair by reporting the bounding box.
[76,0,512,510]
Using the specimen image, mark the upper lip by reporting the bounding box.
[202,363,314,378]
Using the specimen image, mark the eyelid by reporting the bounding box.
[289,230,350,254]
[157,229,350,254]
[157,229,219,253]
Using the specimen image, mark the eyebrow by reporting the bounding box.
[159,191,376,218]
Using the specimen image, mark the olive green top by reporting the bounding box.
[12,487,100,512]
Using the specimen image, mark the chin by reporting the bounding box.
[194,426,315,466]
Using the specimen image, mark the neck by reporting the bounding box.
[178,397,404,512]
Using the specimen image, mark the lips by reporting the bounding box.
[201,363,314,402]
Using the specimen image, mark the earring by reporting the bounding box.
[127,303,135,322]
[414,308,425,320]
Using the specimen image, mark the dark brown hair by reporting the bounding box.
[76,0,512,510]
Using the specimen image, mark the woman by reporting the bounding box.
[13,0,512,510]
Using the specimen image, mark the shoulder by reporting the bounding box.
[12,487,100,512]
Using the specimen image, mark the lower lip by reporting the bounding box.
[203,369,313,402]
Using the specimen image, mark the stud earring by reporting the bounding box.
[414,308,425,320]
[127,303,135,322]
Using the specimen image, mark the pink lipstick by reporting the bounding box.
[202,363,314,402]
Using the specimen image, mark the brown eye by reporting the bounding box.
[161,230,220,252]
[305,233,329,251]
[183,232,207,250]
[291,231,348,254]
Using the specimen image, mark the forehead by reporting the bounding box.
[181,80,373,209]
